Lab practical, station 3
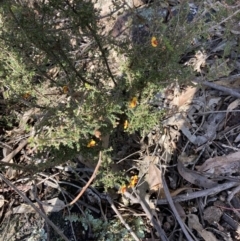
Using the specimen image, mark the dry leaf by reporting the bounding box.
[188,214,217,241]
[185,50,207,72]
[196,151,240,177]
[173,86,198,107]
[175,202,186,221]
[13,197,65,214]
[207,97,221,109]
[0,195,5,208]
[178,152,197,166]
[234,133,240,143]
[203,206,222,224]
[177,160,217,188]
[147,163,163,192]
[227,99,240,111]
[5,159,19,180]
[48,66,60,79]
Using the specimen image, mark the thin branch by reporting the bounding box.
[124,191,169,241]
[209,8,240,32]
[1,139,28,163]
[106,196,140,241]
[156,181,238,205]
[69,151,102,206]
[200,80,240,98]
[0,173,70,241]
[162,175,194,241]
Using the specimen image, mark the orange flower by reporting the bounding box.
[123,120,129,130]
[22,92,31,100]
[129,97,137,108]
[87,139,96,147]
[128,175,138,188]
[62,85,69,94]
[151,36,158,47]
[119,185,127,194]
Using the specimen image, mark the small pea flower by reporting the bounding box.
[129,97,137,108]
[128,175,138,188]
[119,184,127,194]
[151,36,158,47]
[123,120,129,130]
[87,139,96,148]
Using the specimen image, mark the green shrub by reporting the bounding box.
[0,0,237,177]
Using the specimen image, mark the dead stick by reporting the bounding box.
[124,191,169,241]
[162,175,194,241]
[106,196,140,241]
[209,9,240,31]
[0,173,70,241]
[156,181,238,205]
[1,139,28,163]
[69,151,102,206]
[200,81,240,98]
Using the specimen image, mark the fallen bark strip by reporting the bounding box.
[155,181,238,205]
[162,175,194,241]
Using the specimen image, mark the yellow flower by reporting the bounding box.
[87,139,96,147]
[151,36,158,47]
[22,92,31,100]
[128,175,138,188]
[119,185,127,194]
[62,85,69,94]
[129,97,137,108]
[123,120,129,130]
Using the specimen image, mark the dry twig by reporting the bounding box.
[0,173,70,241]
[106,195,140,241]
[124,191,169,241]
[162,175,194,241]
[69,151,102,206]
[156,181,238,205]
[197,80,240,98]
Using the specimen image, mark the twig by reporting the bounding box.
[195,110,240,115]
[124,191,169,241]
[162,175,194,241]
[197,80,240,98]
[0,173,70,241]
[156,181,238,205]
[47,180,78,241]
[116,150,142,164]
[227,185,240,203]
[106,196,140,241]
[69,151,102,206]
[226,185,240,219]
[33,181,50,241]
[38,173,100,213]
[221,144,240,151]
[0,138,36,173]
[209,8,240,32]
[1,139,28,163]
